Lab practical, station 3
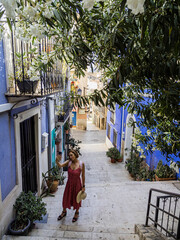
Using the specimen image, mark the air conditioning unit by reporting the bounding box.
[42,132,49,148]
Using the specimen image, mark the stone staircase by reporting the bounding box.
[3,223,177,240]
[3,223,139,240]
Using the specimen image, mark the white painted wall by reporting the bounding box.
[41,148,48,179]
[124,114,136,162]
[3,23,14,89]
[49,99,55,131]
[106,136,114,149]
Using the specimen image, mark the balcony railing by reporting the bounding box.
[57,103,73,123]
[6,32,64,98]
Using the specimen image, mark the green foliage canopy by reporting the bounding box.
[0,0,179,159]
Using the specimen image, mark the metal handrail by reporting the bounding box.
[145,188,180,240]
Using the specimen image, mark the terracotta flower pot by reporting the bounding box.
[46,179,59,192]
[110,158,116,163]
[155,174,176,181]
[117,158,123,162]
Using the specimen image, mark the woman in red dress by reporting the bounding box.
[56,149,85,222]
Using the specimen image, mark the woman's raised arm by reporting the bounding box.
[56,158,69,168]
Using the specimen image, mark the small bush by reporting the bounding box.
[156,160,176,178]
[13,191,46,230]
[106,147,121,160]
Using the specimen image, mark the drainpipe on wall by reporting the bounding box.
[120,106,124,155]
[48,98,52,170]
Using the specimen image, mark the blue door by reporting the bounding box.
[72,111,76,126]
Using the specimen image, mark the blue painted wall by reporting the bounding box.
[106,102,180,178]
[106,104,122,150]
[11,102,39,117]
[0,40,7,104]
[0,40,16,201]
[0,112,16,201]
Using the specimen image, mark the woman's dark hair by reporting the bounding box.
[68,149,79,158]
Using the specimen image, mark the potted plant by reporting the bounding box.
[8,191,46,236]
[117,154,123,162]
[14,52,40,94]
[58,112,65,121]
[106,147,121,163]
[155,160,176,181]
[42,166,66,194]
[64,121,70,134]
[55,137,61,145]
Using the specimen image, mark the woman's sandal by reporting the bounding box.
[57,211,67,221]
[72,212,79,222]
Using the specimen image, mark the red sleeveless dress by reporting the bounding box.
[62,161,82,210]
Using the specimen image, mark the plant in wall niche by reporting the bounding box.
[8,191,46,235]
[155,160,176,181]
[106,147,121,163]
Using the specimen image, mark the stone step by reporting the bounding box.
[135,224,174,240]
[33,222,136,234]
[3,233,139,240]
[3,225,139,240]
[30,229,139,239]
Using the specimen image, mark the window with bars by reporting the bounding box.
[113,129,117,147]
[107,124,111,139]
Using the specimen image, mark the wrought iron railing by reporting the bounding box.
[58,103,73,122]
[145,188,180,239]
[7,30,64,97]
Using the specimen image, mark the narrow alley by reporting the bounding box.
[4,122,180,240]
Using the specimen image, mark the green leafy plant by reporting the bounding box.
[125,150,143,178]
[106,147,121,160]
[42,165,64,182]
[12,191,46,231]
[155,160,176,179]
[55,137,61,144]
[66,137,82,156]
[64,121,70,131]
[41,166,66,197]
[14,51,40,82]
[125,146,156,181]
